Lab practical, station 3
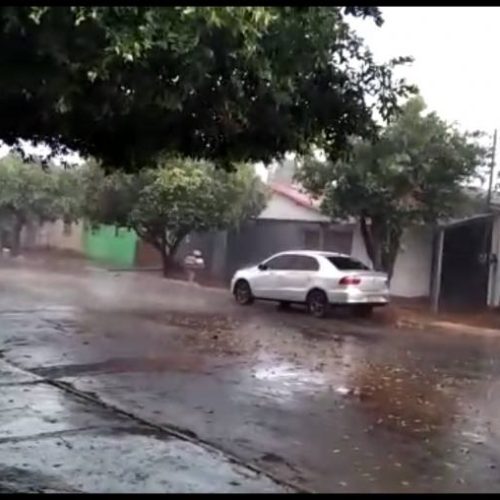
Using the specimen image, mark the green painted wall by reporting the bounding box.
[83,224,138,267]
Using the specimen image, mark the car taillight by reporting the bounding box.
[339,276,361,286]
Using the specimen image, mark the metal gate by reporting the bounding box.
[439,216,493,310]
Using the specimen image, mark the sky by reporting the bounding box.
[349,7,500,134]
[0,140,82,166]
[263,7,500,184]
[349,6,500,186]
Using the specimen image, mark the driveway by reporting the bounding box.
[1,261,500,492]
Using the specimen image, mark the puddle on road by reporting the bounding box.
[253,362,328,387]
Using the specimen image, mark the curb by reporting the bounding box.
[397,317,500,337]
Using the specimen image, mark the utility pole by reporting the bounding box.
[487,128,497,208]
[486,129,498,308]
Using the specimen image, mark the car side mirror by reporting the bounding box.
[258,263,268,271]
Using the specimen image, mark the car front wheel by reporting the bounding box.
[307,289,329,318]
[233,280,254,305]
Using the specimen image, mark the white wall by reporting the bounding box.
[391,227,433,298]
[258,193,330,222]
[350,224,372,267]
[21,220,84,253]
[489,214,500,306]
[351,224,433,298]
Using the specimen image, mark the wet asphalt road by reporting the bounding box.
[1,261,500,492]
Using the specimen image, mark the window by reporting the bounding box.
[264,254,319,271]
[265,255,295,270]
[290,255,319,271]
[327,256,369,271]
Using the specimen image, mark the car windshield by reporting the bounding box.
[326,256,370,271]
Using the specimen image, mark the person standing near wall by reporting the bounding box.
[183,249,205,283]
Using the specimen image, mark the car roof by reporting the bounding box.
[269,250,351,259]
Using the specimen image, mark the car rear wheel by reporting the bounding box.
[353,304,374,318]
[234,280,254,305]
[307,289,329,318]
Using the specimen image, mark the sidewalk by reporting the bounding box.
[0,361,286,493]
[377,299,500,337]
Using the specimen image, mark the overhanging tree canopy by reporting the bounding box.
[0,7,414,170]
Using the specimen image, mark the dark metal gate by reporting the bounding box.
[439,216,493,310]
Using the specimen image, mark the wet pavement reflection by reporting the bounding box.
[1,264,500,492]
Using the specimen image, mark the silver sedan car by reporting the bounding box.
[230,250,389,318]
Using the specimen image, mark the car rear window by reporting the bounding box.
[326,256,369,271]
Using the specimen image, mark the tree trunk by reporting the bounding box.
[359,215,402,283]
[360,215,383,271]
[135,226,187,279]
[382,226,403,283]
[159,246,171,277]
[159,231,188,278]
[158,242,181,278]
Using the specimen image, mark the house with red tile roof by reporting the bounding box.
[168,181,434,300]
[238,181,434,299]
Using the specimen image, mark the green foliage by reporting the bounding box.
[0,155,57,224]
[81,162,146,229]
[54,167,85,224]
[0,154,81,253]
[0,7,414,171]
[297,96,488,277]
[83,157,268,273]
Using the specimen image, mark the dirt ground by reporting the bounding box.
[1,256,500,492]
